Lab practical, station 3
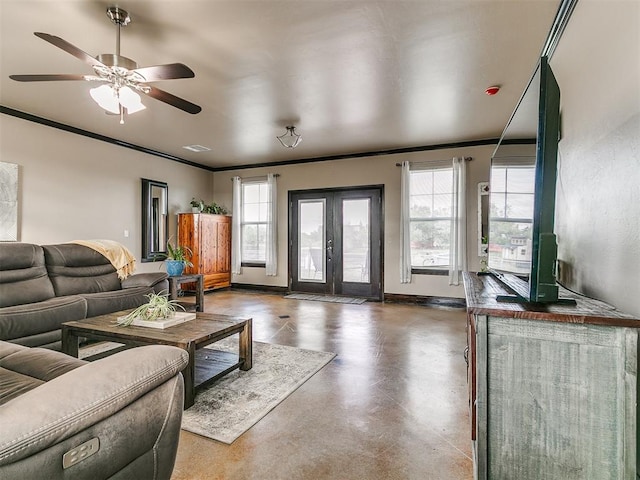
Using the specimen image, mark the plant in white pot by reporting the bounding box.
[190,198,203,213]
[116,291,187,327]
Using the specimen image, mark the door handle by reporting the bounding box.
[326,239,332,260]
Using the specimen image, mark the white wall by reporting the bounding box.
[0,114,214,273]
[213,144,494,298]
[551,0,640,316]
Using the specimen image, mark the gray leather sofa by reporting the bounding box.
[0,340,188,479]
[0,242,168,350]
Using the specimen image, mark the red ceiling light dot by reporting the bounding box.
[485,86,500,96]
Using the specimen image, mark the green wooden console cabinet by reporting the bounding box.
[464,272,639,479]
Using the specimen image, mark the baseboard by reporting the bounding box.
[227,285,466,308]
[230,283,289,294]
[384,293,466,309]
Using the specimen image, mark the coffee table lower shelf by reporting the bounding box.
[194,348,241,389]
[83,345,240,390]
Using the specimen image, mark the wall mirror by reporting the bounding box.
[141,178,168,262]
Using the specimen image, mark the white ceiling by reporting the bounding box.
[0,0,561,170]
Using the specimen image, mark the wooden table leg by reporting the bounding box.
[196,275,204,312]
[168,277,179,302]
[61,326,79,358]
[183,342,196,409]
[239,318,252,370]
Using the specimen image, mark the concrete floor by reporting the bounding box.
[171,290,473,480]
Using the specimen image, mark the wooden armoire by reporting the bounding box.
[178,213,231,291]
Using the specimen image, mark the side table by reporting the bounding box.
[168,274,204,312]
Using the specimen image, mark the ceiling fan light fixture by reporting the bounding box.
[118,86,146,113]
[90,84,120,114]
[90,84,146,116]
[277,126,302,149]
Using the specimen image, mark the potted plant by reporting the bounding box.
[116,291,186,326]
[156,242,193,277]
[202,202,228,215]
[190,198,203,213]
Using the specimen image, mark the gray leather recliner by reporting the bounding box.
[0,340,188,479]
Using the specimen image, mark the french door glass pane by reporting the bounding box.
[298,200,325,282]
[342,199,370,283]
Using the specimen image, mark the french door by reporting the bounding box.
[289,186,383,300]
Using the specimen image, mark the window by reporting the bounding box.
[241,181,269,264]
[409,166,454,269]
[232,174,277,275]
[488,163,535,274]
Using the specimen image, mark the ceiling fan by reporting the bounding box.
[9,6,201,123]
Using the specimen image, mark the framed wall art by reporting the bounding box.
[0,161,19,241]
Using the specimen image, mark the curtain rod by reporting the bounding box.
[395,157,472,166]
[230,173,281,181]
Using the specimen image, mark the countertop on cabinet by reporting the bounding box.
[463,271,639,328]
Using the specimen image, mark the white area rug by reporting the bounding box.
[284,293,367,304]
[182,340,335,444]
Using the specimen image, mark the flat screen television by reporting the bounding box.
[487,56,571,304]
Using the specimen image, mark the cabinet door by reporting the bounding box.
[480,317,637,479]
[178,213,198,275]
[200,215,218,275]
[216,217,231,274]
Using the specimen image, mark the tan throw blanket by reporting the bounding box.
[71,239,136,280]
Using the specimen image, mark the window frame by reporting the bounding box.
[240,179,269,267]
[408,164,454,274]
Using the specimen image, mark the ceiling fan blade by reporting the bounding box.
[34,32,105,68]
[132,63,195,81]
[9,74,91,82]
[144,86,202,114]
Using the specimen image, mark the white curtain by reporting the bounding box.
[449,157,467,285]
[231,176,242,275]
[265,173,278,276]
[399,160,412,284]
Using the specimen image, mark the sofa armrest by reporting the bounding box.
[121,272,168,289]
[0,345,188,465]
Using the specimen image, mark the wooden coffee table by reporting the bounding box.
[61,311,252,409]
